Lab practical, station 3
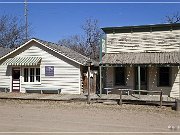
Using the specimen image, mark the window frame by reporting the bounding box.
[114,67,126,86]
[22,67,41,84]
[157,67,171,87]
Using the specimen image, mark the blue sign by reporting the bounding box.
[45,66,54,76]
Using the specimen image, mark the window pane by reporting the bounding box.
[36,68,40,75]
[36,68,40,82]
[115,67,125,85]
[158,67,170,86]
[24,68,28,82]
[30,68,34,82]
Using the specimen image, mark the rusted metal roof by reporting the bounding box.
[102,52,180,65]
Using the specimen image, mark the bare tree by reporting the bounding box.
[58,35,87,56]
[164,12,180,24]
[58,18,104,60]
[0,15,29,48]
[82,18,104,59]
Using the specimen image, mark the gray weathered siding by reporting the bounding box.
[105,67,135,90]
[106,66,180,97]
[106,30,180,53]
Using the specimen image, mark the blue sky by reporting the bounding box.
[0,0,180,42]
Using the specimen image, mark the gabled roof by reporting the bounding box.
[0,47,14,58]
[102,52,180,65]
[33,38,98,66]
[0,38,98,66]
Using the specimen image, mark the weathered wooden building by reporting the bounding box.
[0,38,97,94]
[100,23,180,98]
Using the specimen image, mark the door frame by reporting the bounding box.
[12,67,21,92]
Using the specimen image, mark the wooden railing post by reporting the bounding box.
[119,90,122,105]
[160,90,163,108]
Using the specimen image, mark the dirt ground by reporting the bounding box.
[0,99,179,135]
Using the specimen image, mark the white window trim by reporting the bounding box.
[22,67,41,84]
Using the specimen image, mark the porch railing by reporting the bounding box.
[118,89,163,108]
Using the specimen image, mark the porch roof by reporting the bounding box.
[2,57,42,66]
[102,52,180,65]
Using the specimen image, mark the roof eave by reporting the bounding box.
[102,23,180,34]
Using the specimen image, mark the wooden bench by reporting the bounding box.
[104,88,131,95]
[25,87,61,94]
[104,88,113,95]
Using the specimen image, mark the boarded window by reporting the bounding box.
[158,67,170,86]
[115,67,125,86]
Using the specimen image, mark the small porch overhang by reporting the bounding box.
[101,52,180,66]
[2,57,42,66]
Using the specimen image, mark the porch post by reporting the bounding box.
[87,59,92,104]
[100,66,102,97]
[99,37,103,98]
[138,65,141,98]
[179,66,180,98]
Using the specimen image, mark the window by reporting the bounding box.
[36,68,40,82]
[24,68,28,82]
[23,68,40,83]
[115,67,125,86]
[30,68,34,82]
[158,67,170,86]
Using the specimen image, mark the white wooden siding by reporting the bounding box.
[0,42,81,94]
[0,65,11,90]
[106,30,180,53]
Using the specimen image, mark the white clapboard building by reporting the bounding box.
[0,38,97,94]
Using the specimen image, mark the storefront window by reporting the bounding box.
[114,67,126,86]
[158,67,170,86]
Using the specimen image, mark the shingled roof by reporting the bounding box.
[0,47,13,58]
[32,38,98,66]
[102,52,180,65]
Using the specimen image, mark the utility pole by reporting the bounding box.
[24,0,28,40]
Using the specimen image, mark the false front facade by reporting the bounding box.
[101,23,180,98]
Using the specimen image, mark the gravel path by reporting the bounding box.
[0,99,179,135]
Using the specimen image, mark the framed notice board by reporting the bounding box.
[45,66,54,76]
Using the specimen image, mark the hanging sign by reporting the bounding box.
[102,38,106,53]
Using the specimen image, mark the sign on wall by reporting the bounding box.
[45,66,54,76]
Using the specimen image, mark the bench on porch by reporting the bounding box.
[25,87,61,94]
[104,87,132,95]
